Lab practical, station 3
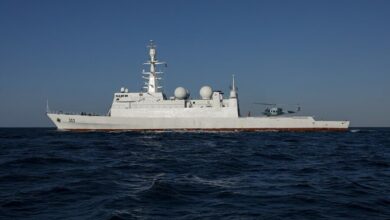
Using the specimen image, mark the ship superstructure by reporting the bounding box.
[47,41,349,131]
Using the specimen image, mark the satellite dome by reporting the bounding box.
[200,86,213,99]
[174,87,189,100]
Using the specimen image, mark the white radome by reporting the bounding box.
[174,87,189,100]
[200,86,213,100]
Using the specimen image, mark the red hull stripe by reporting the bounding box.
[59,128,348,132]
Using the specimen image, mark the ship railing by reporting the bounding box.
[47,110,101,116]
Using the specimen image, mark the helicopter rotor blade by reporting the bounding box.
[253,102,301,106]
[253,102,276,106]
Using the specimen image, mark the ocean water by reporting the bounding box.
[0,128,389,220]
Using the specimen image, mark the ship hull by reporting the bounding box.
[47,113,349,131]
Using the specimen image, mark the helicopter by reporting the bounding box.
[253,102,301,117]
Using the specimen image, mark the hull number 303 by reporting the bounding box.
[68,118,76,123]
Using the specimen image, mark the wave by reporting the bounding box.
[1,128,390,219]
[0,156,88,167]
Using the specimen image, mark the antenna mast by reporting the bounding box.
[46,99,50,113]
[143,40,166,93]
[230,74,237,98]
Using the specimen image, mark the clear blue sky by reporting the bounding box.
[0,0,389,127]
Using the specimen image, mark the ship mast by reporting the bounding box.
[230,74,240,117]
[230,74,237,98]
[143,40,165,93]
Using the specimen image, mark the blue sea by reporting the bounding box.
[0,128,389,219]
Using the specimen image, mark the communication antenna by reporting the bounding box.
[46,99,50,113]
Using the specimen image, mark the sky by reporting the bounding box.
[0,0,389,127]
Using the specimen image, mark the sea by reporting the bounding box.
[0,128,389,219]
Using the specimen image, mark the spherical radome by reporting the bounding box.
[174,87,189,100]
[200,86,213,99]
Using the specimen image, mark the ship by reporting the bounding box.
[47,41,350,131]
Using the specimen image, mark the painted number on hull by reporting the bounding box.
[68,118,76,123]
